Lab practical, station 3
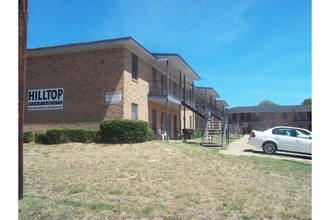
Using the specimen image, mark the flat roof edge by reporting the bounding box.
[27,37,157,61]
[153,53,201,81]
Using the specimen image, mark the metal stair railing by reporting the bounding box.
[202,116,222,147]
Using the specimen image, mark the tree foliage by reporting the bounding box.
[258,100,279,106]
[301,98,311,105]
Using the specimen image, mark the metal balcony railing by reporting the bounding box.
[149,80,181,99]
[149,80,167,96]
[148,80,223,119]
[295,116,311,122]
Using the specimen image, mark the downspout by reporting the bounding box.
[165,60,169,140]
[179,71,182,138]
[183,74,186,132]
[192,82,195,137]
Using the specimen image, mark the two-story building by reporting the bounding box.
[24,37,225,140]
[228,105,312,134]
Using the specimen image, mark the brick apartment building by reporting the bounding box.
[228,105,312,134]
[24,37,226,140]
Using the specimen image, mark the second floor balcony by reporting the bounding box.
[148,80,223,119]
[148,80,181,98]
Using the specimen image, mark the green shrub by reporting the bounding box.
[44,128,70,144]
[147,128,155,141]
[23,131,33,143]
[100,119,148,143]
[34,128,98,145]
[67,128,97,143]
[194,128,203,139]
[35,132,50,144]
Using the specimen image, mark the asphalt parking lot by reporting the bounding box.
[221,135,312,163]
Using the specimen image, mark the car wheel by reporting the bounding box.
[262,142,277,154]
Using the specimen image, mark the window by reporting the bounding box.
[255,113,263,121]
[247,113,251,122]
[255,113,260,121]
[273,128,292,136]
[232,113,237,121]
[270,112,275,119]
[296,129,312,139]
[131,103,138,120]
[283,112,287,120]
[132,54,138,80]
[240,113,245,122]
[296,112,305,121]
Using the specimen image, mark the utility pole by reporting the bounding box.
[19,0,28,200]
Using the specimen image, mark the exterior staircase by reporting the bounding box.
[202,117,222,147]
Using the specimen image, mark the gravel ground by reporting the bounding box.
[221,134,312,163]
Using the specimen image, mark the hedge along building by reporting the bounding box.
[24,37,225,140]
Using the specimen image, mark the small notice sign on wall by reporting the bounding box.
[105,92,122,104]
[28,88,64,111]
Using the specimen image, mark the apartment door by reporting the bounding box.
[173,115,178,139]
[151,109,157,134]
[168,114,171,139]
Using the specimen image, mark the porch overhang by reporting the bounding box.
[151,53,201,84]
[148,95,182,107]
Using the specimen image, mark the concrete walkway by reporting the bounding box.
[221,135,255,156]
[221,134,312,163]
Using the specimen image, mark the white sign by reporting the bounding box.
[28,88,64,111]
[105,92,122,104]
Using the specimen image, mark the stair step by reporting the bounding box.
[202,143,222,147]
[202,116,223,147]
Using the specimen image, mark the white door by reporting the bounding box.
[274,128,296,151]
[275,135,296,151]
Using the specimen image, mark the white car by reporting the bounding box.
[248,126,312,155]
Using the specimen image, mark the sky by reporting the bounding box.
[27,0,311,107]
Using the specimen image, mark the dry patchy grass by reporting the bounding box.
[19,141,311,219]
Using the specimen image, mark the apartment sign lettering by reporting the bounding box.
[28,88,64,110]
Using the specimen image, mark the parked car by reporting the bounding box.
[248,126,312,155]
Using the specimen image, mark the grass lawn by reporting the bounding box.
[19,140,311,219]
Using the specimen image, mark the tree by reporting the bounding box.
[258,100,279,106]
[301,98,311,105]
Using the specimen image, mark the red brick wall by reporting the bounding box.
[122,48,150,121]
[24,48,126,131]
[24,46,189,137]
